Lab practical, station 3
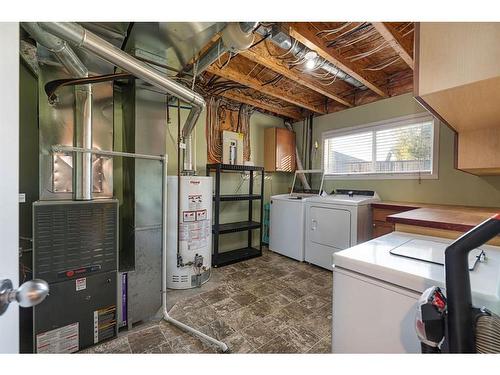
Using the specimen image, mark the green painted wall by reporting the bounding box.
[301,93,500,207]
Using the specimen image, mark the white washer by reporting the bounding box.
[304,190,380,270]
[332,232,500,353]
[269,194,311,261]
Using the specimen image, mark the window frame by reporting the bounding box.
[321,113,439,180]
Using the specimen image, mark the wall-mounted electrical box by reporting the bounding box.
[264,127,296,172]
[222,130,244,165]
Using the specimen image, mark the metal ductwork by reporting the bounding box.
[37,22,206,173]
[22,22,94,201]
[255,25,365,89]
[188,22,258,76]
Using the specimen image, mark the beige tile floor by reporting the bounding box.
[82,248,333,354]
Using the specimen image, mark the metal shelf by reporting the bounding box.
[214,221,261,234]
[215,194,262,202]
[207,163,264,268]
[212,247,262,268]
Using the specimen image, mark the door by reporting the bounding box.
[275,128,296,172]
[0,22,20,353]
[309,205,351,249]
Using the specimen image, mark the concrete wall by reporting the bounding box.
[299,93,500,208]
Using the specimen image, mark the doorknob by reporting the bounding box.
[0,279,49,316]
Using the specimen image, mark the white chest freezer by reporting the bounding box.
[331,232,500,353]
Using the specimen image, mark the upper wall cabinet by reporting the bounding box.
[264,127,296,172]
[415,22,500,175]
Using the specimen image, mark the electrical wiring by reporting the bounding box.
[402,27,415,38]
[247,33,271,50]
[316,22,353,38]
[364,55,401,71]
[347,40,390,62]
[261,73,284,86]
[324,22,372,47]
[205,95,254,164]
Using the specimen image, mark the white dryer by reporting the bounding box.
[304,189,380,270]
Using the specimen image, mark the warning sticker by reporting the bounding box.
[196,209,207,221]
[75,277,86,291]
[183,211,196,222]
[36,322,79,353]
[188,194,203,210]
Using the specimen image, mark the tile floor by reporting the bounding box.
[82,248,333,354]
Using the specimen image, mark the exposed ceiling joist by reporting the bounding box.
[240,42,353,108]
[219,90,303,120]
[206,62,326,114]
[371,22,414,70]
[288,22,389,98]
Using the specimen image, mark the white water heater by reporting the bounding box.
[167,176,212,289]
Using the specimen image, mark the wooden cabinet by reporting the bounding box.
[415,22,500,175]
[371,205,417,239]
[264,127,296,172]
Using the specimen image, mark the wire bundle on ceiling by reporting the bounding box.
[316,22,411,72]
[205,95,254,164]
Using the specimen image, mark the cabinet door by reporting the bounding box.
[275,128,296,172]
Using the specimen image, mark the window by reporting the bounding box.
[322,114,438,179]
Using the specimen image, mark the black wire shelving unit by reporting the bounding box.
[206,163,264,267]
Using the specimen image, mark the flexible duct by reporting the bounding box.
[22,22,93,201]
[255,26,365,89]
[38,22,206,173]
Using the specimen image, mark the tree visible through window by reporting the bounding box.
[323,115,436,178]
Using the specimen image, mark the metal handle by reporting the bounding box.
[0,279,49,316]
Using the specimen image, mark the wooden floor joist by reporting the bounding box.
[372,22,414,70]
[240,42,354,108]
[288,22,389,97]
[219,89,303,120]
[206,62,326,114]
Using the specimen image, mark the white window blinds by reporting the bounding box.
[323,115,436,177]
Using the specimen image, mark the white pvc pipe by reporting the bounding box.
[161,154,229,353]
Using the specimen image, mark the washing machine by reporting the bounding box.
[269,169,325,262]
[304,189,380,270]
[269,194,311,261]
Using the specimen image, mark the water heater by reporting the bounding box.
[167,176,212,289]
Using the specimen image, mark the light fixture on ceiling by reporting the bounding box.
[304,51,318,71]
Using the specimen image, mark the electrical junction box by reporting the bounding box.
[222,130,244,165]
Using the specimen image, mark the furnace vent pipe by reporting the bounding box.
[22,22,93,201]
[38,22,206,173]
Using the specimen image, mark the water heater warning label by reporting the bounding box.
[183,211,196,222]
[36,322,79,353]
[196,209,207,221]
[188,194,203,210]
